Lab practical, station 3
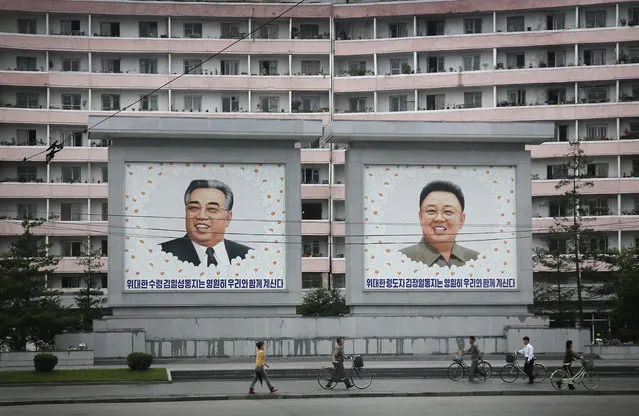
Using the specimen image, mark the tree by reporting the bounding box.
[73,243,106,331]
[298,287,349,317]
[531,246,576,327]
[0,219,66,351]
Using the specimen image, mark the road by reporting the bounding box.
[2,396,639,416]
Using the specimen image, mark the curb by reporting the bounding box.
[0,381,172,387]
[2,389,639,406]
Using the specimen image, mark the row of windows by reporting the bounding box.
[12,202,108,222]
[12,166,107,183]
[544,159,639,180]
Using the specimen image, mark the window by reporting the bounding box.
[257,24,278,39]
[348,97,367,112]
[588,236,608,252]
[301,60,320,75]
[101,240,108,256]
[463,18,482,34]
[389,95,408,112]
[184,59,202,75]
[61,203,83,221]
[390,58,407,75]
[507,16,525,32]
[585,87,608,102]
[426,94,446,110]
[259,96,279,113]
[139,95,158,111]
[427,56,445,73]
[299,24,319,39]
[547,51,566,67]
[631,8,639,25]
[548,200,571,217]
[301,168,320,184]
[62,94,81,110]
[507,89,526,106]
[331,274,346,289]
[585,11,606,28]
[546,14,565,30]
[584,49,606,66]
[101,58,120,73]
[101,273,108,288]
[348,61,366,75]
[62,59,81,72]
[61,166,82,183]
[259,60,278,76]
[303,240,322,257]
[555,125,569,142]
[506,52,525,69]
[61,276,81,287]
[139,59,158,74]
[389,22,408,38]
[16,93,38,108]
[587,163,609,178]
[139,21,158,38]
[17,19,37,34]
[586,199,608,215]
[633,160,639,176]
[17,203,38,219]
[101,203,108,221]
[548,238,568,253]
[300,96,320,112]
[547,88,566,104]
[62,241,83,257]
[426,20,445,36]
[630,122,639,133]
[222,96,239,112]
[302,202,323,219]
[184,23,202,38]
[60,131,82,147]
[463,91,482,108]
[302,272,323,289]
[220,60,239,75]
[17,166,37,182]
[16,57,37,71]
[60,20,81,35]
[183,95,202,112]
[17,129,37,146]
[462,55,481,71]
[100,22,120,37]
[547,164,568,179]
[586,124,607,140]
[101,94,120,111]
[221,23,240,38]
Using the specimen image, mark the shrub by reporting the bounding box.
[33,353,58,372]
[298,287,349,317]
[127,352,153,371]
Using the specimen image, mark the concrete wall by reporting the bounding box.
[588,345,639,359]
[0,350,93,368]
[506,327,590,355]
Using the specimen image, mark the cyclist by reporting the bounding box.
[327,337,353,389]
[463,336,481,382]
[518,336,535,384]
[563,340,580,390]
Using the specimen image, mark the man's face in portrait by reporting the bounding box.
[418,191,466,249]
[185,188,232,247]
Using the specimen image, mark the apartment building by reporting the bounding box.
[0,1,638,331]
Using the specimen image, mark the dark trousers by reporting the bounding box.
[523,358,535,382]
[563,364,575,388]
[469,359,478,380]
[249,366,273,389]
[332,362,353,387]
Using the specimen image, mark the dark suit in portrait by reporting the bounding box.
[160,235,252,266]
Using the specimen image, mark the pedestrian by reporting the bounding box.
[463,336,481,382]
[518,336,535,384]
[563,340,580,390]
[249,341,277,394]
[327,337,353,389]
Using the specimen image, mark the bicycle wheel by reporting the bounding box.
[581,370,600,390]
[350,367,372,389]
[550,369,569,390]
[478,361,493,379]
[500,364,518,383]
[533,363,547,383]
[447,363,464,381]
[317,367,336,390]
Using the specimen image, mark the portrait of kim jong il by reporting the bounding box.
[400,180,479,267]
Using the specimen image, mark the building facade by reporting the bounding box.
[0,0,638,333]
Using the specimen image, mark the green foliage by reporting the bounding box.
[531,247,576,327]
[0,219,67,351]
[73,244,106,331]
[298,287,349,317]
[33,353,58,372]
[127,352,153,371]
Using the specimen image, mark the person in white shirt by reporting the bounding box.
[518,336,535,384]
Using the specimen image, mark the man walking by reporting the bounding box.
[328,338,353,389]
[518,336,535,384]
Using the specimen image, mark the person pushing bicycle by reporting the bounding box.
[462,336,482,382]
[563,340,581,390]
[328,337,353,389]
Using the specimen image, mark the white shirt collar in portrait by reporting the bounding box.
[191,240,230,267]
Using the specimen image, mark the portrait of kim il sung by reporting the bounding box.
[400,180,479,267]
[160,179,253,267]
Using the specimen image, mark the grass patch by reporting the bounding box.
[0,368,168,384]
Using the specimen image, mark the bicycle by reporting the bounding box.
[317,355,372,390]
[447,353,493,381]
[499,351,547,383]
[550,357,600,390]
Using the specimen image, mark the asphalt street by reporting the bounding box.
[2,396,639,416]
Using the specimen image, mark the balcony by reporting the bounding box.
[0,220,107,236]
[0,182,107,198]
[532,177,639,196]
[301,220,330,236]
[56,257,108,273]
[532,216,639,233]
[0,146,107,163]
[528,141,639,158]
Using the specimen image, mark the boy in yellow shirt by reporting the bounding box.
[249,341,277,394]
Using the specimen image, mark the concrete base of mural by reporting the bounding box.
[0,350,94,368]
[58,314,586,359]
[587,345,639,359]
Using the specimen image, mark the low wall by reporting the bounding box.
[506,327,591,355]
[588,345,639,359]
[0,350,94,368]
